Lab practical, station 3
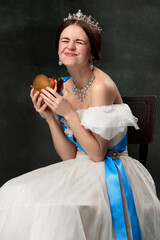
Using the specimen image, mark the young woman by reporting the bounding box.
[0,10,160,240]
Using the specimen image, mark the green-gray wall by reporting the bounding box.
[0,0,159,198]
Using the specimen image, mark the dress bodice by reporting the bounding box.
[57,103,139,153]
[59,76,139,152]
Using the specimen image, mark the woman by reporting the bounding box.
[0,10,160,240]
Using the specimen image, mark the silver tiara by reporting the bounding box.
[64,9,102,32]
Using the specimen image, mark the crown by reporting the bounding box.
[64,9,102,32]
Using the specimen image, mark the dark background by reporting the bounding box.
[0,0,159,198]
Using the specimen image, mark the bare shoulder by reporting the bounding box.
[90,68,119,106]
[94,68,115,83]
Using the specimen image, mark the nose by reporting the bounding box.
[67,41,76,50]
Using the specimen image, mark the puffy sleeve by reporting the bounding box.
[76,104,139,140]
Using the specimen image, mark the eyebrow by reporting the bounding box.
[61,37,70,40]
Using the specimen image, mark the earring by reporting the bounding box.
[58,59,62,66]
[90,59,94,70]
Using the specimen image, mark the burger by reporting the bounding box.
[31,74,64,95]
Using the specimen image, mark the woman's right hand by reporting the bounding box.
[30,88,54,121]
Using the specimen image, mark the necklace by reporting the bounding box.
[71,71,95,102]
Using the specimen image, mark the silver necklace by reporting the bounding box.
[71,71,95,102]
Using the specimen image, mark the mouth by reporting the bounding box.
[64,52,78,57]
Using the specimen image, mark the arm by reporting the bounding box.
[30,88,77,161]
[46,117,77,160]
[41,80,116,162]
[65,81,116,162]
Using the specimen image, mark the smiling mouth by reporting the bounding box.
[64,53,78,57]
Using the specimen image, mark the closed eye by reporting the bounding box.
[76,41,84,44]
[61,37,69,43]
[60,38,87,45]
[61,40,69,43]
[76,39,86,45]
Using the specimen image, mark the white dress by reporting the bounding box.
[0,104,160,240]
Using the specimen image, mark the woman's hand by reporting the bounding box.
[30,88,54,121]
[40,87,73,118]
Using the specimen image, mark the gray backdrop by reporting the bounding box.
[0,0,159,198]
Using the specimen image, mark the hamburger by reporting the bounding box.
[31,74,63,95]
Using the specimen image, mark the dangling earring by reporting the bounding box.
[90,59,94,70]
[58,59,62,66]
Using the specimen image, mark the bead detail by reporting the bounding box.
[71,71,95,102]
[108,150,120,160]
[64,10,102,32]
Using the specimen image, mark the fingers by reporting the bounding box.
[30,87,62,114]
[39,103,47,113]
[41,89,54,99]
[40,88,59,105]
[30,89,39,104]
[46,87,59,98]
[42,101,53,111]
[40,92,53,106]
[35,96,43,110]
[30,88,39,101]
[30,88,43,111]
[40,88,61,112]
[34,96,48,113]
[30,88,35,98]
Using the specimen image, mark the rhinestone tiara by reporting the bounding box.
[64,9,102,32]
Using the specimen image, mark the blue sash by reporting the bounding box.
[59,77,142,239]
[105,134,142,240]
[62,76,71,82]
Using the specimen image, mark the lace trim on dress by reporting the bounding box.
[76,104,139,140]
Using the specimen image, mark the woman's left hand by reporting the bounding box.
[40,87,73,118]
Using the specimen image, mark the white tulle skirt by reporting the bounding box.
[0,149,160,240]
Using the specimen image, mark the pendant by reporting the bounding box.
[71,71,95,102]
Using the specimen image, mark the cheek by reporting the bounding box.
[79,46,91,57]
[58,43,64,54]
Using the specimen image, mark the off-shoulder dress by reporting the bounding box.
[0,78,160,240]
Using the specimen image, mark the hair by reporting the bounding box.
[55,18,102,64]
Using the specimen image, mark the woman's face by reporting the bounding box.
[58,24,92,68]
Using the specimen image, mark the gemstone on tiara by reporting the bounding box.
[64,9,102,32]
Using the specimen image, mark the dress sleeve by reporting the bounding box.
[76,104,139,140]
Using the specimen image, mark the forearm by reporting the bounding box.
[65,110,108,162]
[46,117,77,161]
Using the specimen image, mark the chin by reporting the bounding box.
[60,56,80,66]
[63,61,80,67]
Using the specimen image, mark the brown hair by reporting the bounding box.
[55,19,102,64]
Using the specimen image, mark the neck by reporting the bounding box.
[67,65,94,89]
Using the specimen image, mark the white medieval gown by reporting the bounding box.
[0,103,160,240]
